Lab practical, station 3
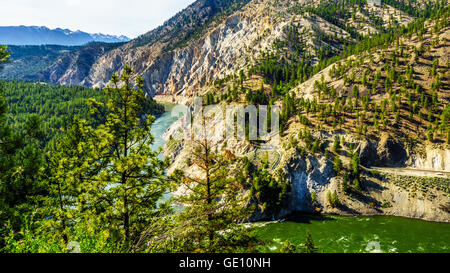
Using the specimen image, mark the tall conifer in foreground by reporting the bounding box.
[67,65,168,248]
[143,112,256,253]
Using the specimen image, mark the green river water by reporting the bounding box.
[152,104,450,253]
[255,214,450,253]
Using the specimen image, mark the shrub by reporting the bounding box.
[327,191,340,208]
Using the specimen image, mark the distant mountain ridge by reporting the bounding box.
[0,26,130,46]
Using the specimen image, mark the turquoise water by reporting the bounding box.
[150,103,178,154]
[256,214,450,253]
[152,107,450,253]
[151,103,179,205]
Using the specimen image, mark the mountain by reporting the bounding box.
[0,45,81,79]
[0,26,130,46]
[0,43,125,80]
[23,42,126,84]
[163,9,450,222]
[19,0,444,96]
[24,0,252,91]
[277,13,450,221]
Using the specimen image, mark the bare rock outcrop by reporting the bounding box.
[286,154,336,212]
[409,148,450,172]
[375,134,407,167]
[357,140,378,167]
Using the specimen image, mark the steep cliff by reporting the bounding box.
[281,138,450,223]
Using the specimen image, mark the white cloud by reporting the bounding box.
[0,0,196,38]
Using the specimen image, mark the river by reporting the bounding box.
[150,103,179,156]
[256,214,450,253]
[151,105,450,253]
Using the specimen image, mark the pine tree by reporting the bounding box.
[327,191,340,208]
[302,231,318,253]
[43,119,95,242]
[1,46,46,233]
[446,127,450,144]
[67,65,168,247]
[0,45,10,67]
[352,152,361,178]
[166,116,255,253]
[353,179,361,191]
[332,137,341,153]
[332,191,340,207]
[279,240,296,253]
[352,85,360,99]
[333,156,343,174]
[342,176,349,193]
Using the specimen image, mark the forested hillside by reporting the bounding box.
[206,0,449,135]
[0,45,81,79]
[0,81,105,147]
[0,59,167,252]
[0,80,164,150]
[23,0,446,96]
[163,1,450,224]
[0,43,126,81]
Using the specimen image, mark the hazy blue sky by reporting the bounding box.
[0,0,196,38]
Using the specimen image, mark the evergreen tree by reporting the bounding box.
[352,152,361,178]
[342,176,349,193]
[279,240,296,253]
[327,191,340,208]
[302,231,318,253]
[0,46,47,242]
[352,85,360,98]
[165,117,256,253]
[65,65,168,247]
[333,156,343,174]
[353,179,361,191]
[332,137,341,153]
[332,191,340,207]
[43,119,96,243]
[0,46,9,66]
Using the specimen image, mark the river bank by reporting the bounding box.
[153,95,192,105]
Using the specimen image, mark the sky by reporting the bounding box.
[0,0,196,38]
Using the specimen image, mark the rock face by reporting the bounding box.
[409,148,450,171]
[375,134,407,167]
[357,135,408,168]
[385,187,448,222]
[286,154,336,212]
[358,140,378,167]
[31,0,258,92]
[281,148,450,222]
[42,0,294,94]
[161,104,450,222]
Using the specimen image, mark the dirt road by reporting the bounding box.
[370,167,450,178]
